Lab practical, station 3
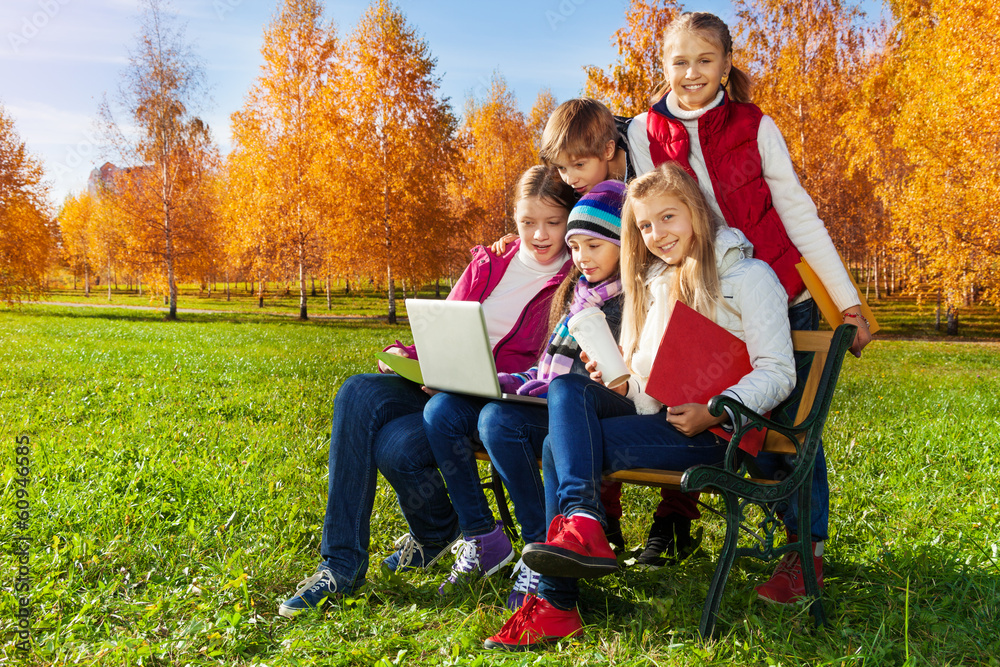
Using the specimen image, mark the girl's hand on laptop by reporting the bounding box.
[420,386,440,397]
[665,403,724,436]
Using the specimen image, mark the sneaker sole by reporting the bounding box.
[483,632,579,651]
[521,544,618,579]
[278,604,304,618]
[483,548,517,577]
[755,584,823,606]
[278,599,330,618]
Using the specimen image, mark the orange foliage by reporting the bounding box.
[225,0,339,319]
[735,0,874,265]
[844,0,999,325]
[452,74,536,248]
[584,0,681,116]
[97,0,219,319]
[338,0,457,322]
[0,104,53,303]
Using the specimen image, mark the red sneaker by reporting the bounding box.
[755,543,824,605]
[483,595,583,650]
[522,514,619,579]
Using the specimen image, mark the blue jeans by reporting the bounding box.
[536,373,726,609]
[423,392,495,538]
[755,298,829,541]
[479,402,550,544]
[320,374,460,591]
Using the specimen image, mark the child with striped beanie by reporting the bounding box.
[482,180,627,609]
[499,180,625,397]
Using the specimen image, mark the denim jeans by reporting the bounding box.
[754,298,830,541]
[479,401,550,544]
[423,392,495,538]
[319,374,460,591]
[536,373,726,609]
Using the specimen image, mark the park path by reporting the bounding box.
[30,301,388,322]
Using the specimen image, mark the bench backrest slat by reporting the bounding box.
[761,330,833,455]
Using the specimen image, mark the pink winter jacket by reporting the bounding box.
[385,240,571,374]
[449,239,571,372]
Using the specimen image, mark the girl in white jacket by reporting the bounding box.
[484,162,795,650]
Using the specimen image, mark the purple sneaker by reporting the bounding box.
[439,521,515,593]
[506,558,541,611]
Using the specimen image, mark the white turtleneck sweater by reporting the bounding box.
[627,90,860,312]
[481,245,569,349]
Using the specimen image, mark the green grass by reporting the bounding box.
[1,305,999,665]
[860,295,1000,340]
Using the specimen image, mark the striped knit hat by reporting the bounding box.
[565,180,625,246]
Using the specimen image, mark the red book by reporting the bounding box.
[645,301,765,455]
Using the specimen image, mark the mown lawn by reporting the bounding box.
[1,305,998,666]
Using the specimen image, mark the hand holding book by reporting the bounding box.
[665,403,726,437]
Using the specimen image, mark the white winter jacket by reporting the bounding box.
[623,227,796,419]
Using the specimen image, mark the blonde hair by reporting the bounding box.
[654,12,752,105]
[539,98,617,166]
[513,165,576,214]
[619,163,722,365]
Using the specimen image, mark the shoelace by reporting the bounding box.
[391,533,426,569]
[773,552,801,582]
[509,558,541,594]
[501,596,541,636]
[293,568,337,598]
[447,537,481,580]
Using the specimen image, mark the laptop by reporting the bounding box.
[387,299,546,405]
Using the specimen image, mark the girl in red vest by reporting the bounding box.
[626,11,872,604]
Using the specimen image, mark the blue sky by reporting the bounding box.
[0,0,882,209]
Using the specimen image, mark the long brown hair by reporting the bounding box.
[619,163,722,365]
[652,12,752,105]
[513,165,575,214]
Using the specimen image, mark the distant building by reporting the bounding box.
[87,162,149,198]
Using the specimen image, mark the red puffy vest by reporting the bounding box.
[645,94,805,301]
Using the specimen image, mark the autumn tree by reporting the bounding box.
[99,0,218,320]
[0,103,53,304]
[735,0,873,266]
[339,0,456,323]
[839,35,907,300]
[226,0,339,320]
[857,0,1000,333]
[451,74,535,247]
[583,0,681,116]
[58,191,97,295]
[528,88,558,154]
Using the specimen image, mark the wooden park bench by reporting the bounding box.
[474,323,856,638]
